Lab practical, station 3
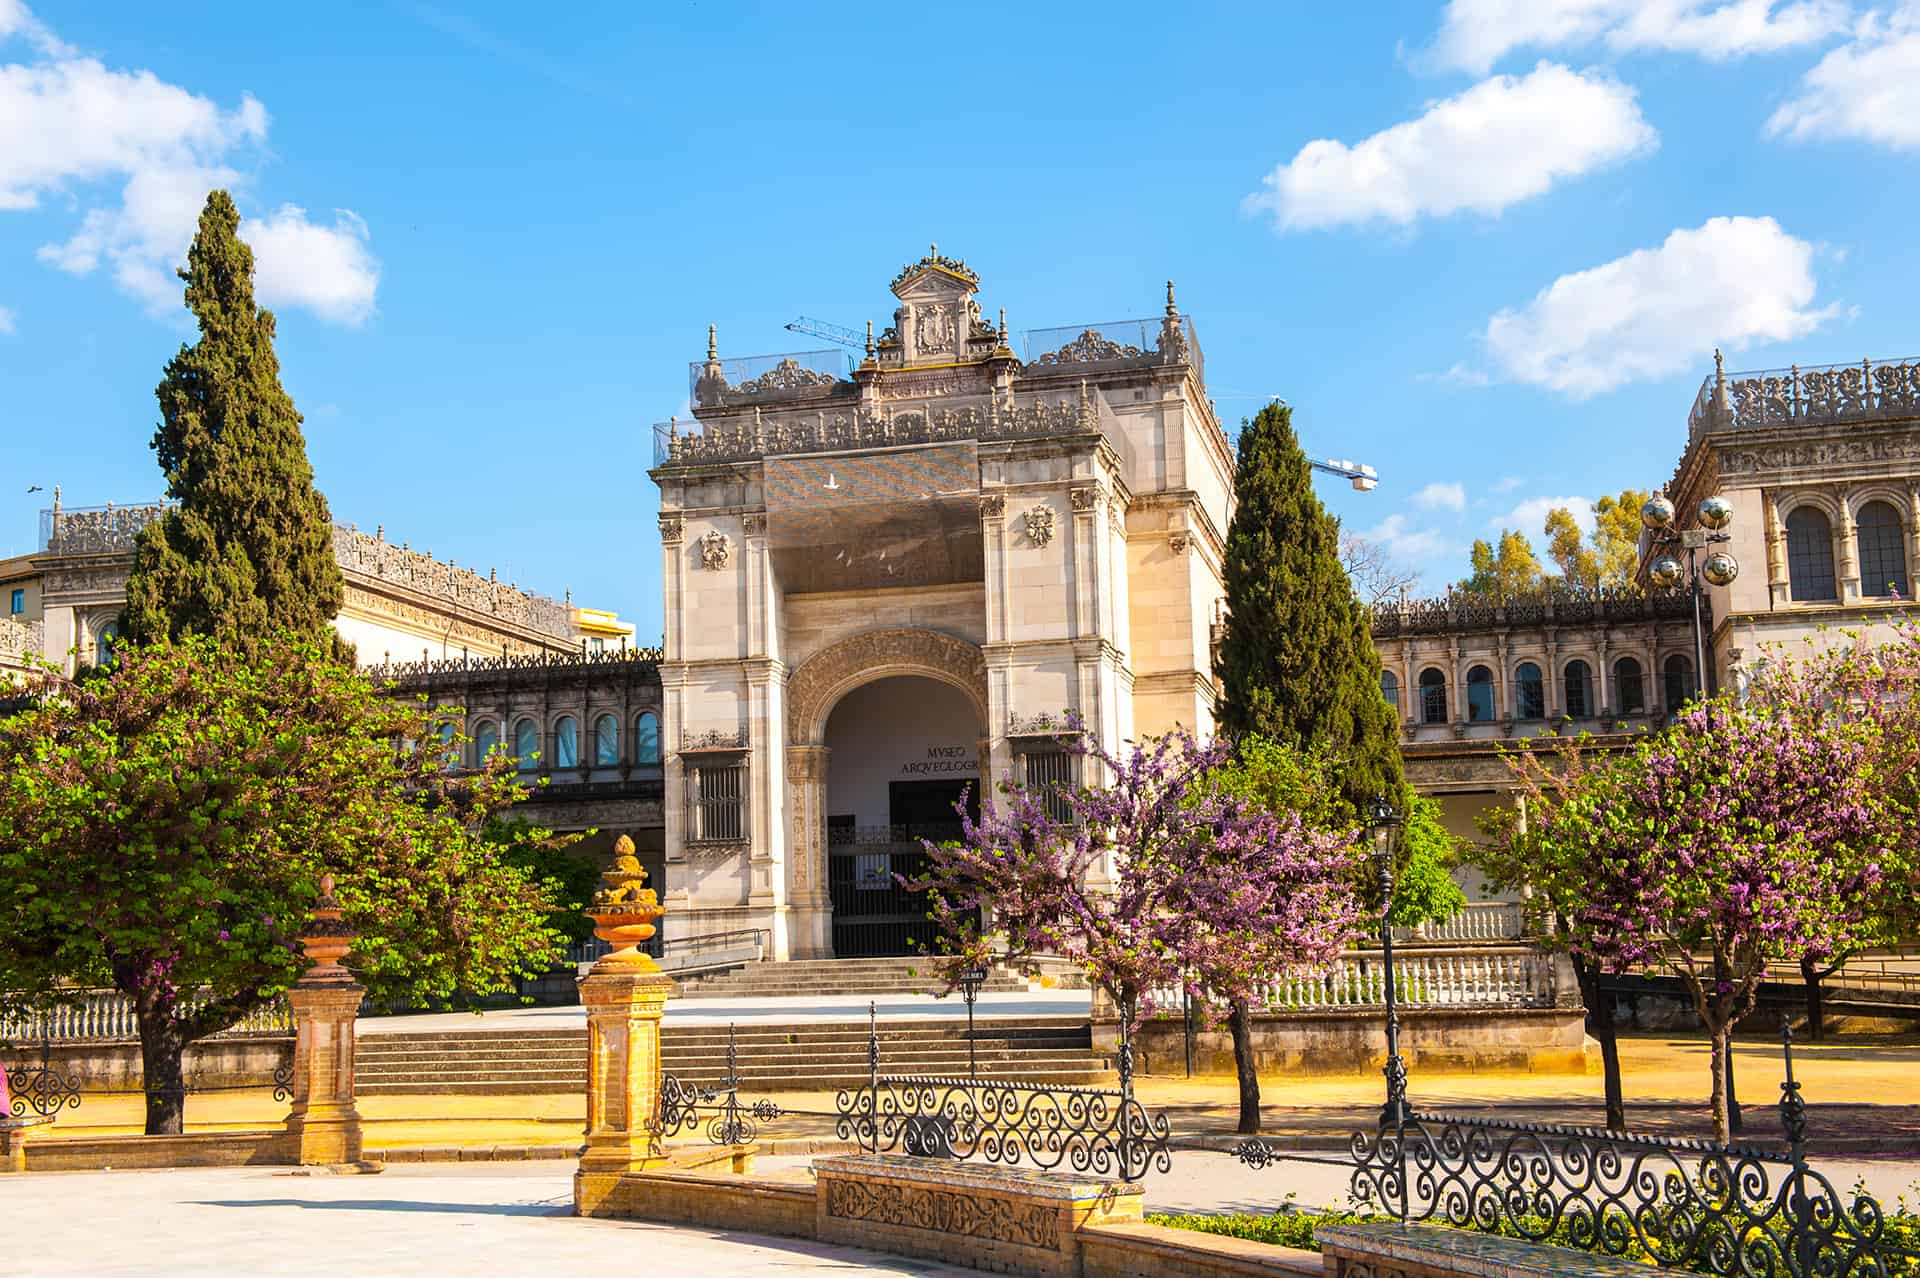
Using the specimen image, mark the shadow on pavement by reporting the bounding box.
[192,1198,571,1217]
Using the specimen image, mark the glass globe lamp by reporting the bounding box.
[1702,551,1739,587]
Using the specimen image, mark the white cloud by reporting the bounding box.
[1766,6,1920,149]
[0,4,377,323]
[247,205,379,325]
[0,303,14,334]
[1244,63,1655,231]
[1413,482,1468,512]
[1494,495,1595,537]
[1427,0,1853,75]
[1481,216,1834,398]
[1492,476,1524,494]
[1364,513,1453,562]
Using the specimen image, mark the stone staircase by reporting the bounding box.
[355,1016,1111,1095]
[670,956,1034,999]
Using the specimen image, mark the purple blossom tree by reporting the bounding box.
[916,725,1362,1134]
[1488,695,1889,1141]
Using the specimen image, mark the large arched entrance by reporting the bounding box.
[821,675,984,957]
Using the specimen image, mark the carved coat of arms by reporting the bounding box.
[699,530,731,570]
[1024,505,1055,548]
[915,303,954,355]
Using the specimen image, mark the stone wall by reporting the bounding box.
[6,1036,291,1092]
[1119,1006,1593,1078]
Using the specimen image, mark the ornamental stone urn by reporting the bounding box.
[582,835,665,970]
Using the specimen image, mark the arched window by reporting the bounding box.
[1418,668,1447,724]
[1664,654,1697,708]
[1856,501,1909,598]
[1466,665,1495,722]
[513,717,539,771]
[593,713,619,766]
[1614,657,1645,714]
[472,720,499,762]
[553,716,578,768]
[433,719,457,768]
[95,619,122,669]
[635,711,661,764]
[1380,671,1400,714]
[1515,662,1545,720]
[1786,507,1838,602]
[1563,660,1593,718]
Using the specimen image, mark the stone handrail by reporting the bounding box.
[1,990,294,1043]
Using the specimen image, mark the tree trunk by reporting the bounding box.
[1229,998,1261,1135]
[1571,954,1626,1131]
[136,1008,187,1136]
[1801,954,1826,1042]
[1707,1021,1732,1143]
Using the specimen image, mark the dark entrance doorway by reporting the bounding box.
[828,778,979,958]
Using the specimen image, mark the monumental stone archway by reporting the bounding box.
[782,628,989,957]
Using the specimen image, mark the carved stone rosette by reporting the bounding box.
[1024,505,1056,547]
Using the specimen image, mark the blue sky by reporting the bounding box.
[4,1,1918,640]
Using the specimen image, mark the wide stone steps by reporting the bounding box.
[354,1017,1110,1095]
[670,957,1032,1000]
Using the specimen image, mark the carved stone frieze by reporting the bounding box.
[699,530,731,570]
[731,357,838,396]
[785,746,830,784]
[42,564,132,597]
[914,303,956,355]
[1718,435,1920,477]
[332,526,570,639]
[785,628,988,744]
[659,514,684,545]
[683,728,747,751]
[823,1179,1057,1249]
[1024,505,1056,547]
[0,618,42,662]
[682,839,750,861]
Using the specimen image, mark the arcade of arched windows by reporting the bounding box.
[1376,626,1700,739]
[1771,486,1920,605]
[437,699,665,775]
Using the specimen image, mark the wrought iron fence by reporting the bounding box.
[834,1002,1171,1181]
[652,1023,783,1152]
[1236,1025,1920,1278]
[4,1034,294,1118]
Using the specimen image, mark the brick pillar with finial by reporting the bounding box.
[574,834,672,1216]
[281,874,367,1166]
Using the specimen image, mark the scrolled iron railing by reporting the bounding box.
[1237,1025,1920,1278]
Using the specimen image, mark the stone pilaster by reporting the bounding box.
[281,875,366,1166]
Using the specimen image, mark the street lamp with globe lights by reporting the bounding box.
[1643,493,1737,704]
[1369,794,1409,1126]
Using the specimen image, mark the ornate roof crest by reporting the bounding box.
[890,243,980,295]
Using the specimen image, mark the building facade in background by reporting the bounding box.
[649,251,1233,960]
[0,488,632,680]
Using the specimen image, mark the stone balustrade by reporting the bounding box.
[1,990,294,1042]
[1136,946,1561,1016]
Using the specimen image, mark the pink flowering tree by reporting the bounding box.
[916,724,1363,1134]
[1488,695,1889,1141]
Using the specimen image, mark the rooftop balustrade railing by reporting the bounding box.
[1690,356,1920,436]
[1371,586,1695,637]
[38,500,168,554]
[688,348,851,408]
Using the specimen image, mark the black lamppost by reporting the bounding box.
[958,965,988,1079]
[1370,794,1409,1127]
[1641,493,1738,702]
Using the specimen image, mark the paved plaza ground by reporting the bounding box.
[1,1162,973,1277]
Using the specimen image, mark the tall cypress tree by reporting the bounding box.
[1215,402,1403,814]
[124,191,345,657]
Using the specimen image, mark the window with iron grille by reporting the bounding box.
[691,760,746,842]
[1023,749,1074,824]
[1856,501,1909,598]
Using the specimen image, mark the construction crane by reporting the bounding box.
[785,320,1381,491]
[785,316,866,349]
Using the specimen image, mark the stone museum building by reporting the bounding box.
[649,250,1232,959]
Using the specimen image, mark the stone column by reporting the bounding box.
[576,836,672,1217]
[785,745,832,958]
[282,875,366,1166]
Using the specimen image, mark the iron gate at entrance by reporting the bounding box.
[828,779,976,957]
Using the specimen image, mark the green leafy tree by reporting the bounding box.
[1388,797,1466,931]
[1215,402,1403,813]
[489,817,602,947]
[123,190,345,658]
[0,635,565,1135]
[1459,529,1545,597]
